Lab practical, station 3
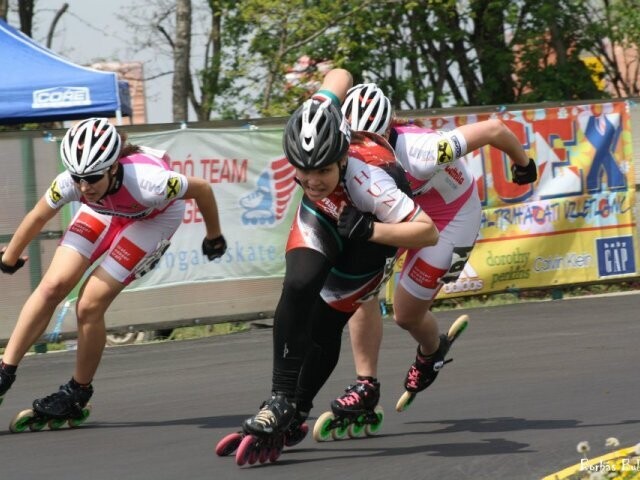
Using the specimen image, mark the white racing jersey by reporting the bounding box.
[390,124,474,204]
[312,131,418,224]
[45,151,189,219]
[44,150,189,285]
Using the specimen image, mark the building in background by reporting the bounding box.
[91,61,147,125]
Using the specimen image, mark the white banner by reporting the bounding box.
[123,128,301,291]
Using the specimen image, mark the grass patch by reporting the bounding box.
[166,322,250,341]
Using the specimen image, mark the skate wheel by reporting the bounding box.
[269,439,283,463]
[235,435,257,466]
[312,411,336,442]
[247,445,260,465]
[269,448,282,463]
[348,416,366,438]
[30,418,48,432]
[215,432,243,456]
[348,422,365,438]
[395,391,416,412]
[258,446,271,464]
[365,406,384,436]
[268,436,284,463]
[9,409,35,433]
[448,314,469,342]
[48,418,67,430]
[332,420,349,440]
[68,404,92,428]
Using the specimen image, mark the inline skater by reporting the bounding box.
[219,69,439,465]
[0,117,226,429]
[333,82,537,418]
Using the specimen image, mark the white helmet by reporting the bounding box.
[342,83,392,135]
[60,117,121,175]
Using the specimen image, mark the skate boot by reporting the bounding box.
[9,378,93,433]
[232,393,296,466]
[0,367,16,406]
[216,400,307,460]
[405,334,451,393]
[284,409,309,447]
[243,393,295,436]
[396,314,469,412]
[313,377,384,442]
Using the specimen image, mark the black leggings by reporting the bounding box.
[271,248,351,411]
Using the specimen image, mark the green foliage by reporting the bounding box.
[113,0,640,119]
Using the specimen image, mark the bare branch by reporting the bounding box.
[157,23,175,50]
[46,3,69,48]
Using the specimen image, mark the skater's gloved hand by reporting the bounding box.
[337,205,375,241]
[202,235,227,261]
[511,158,537,185]
[0,251,26,275]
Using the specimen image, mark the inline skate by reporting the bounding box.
[313,377,383,441]
[215,393,300,466]
[10,379,93,433]
[395,314,469,412]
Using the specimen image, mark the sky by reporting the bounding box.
[9,0,174,124]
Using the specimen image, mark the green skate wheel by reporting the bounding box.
[312,411,335,442]
[348,415,366,438]
[30,418,47,431]
[48,418,66,430]
[365,406,384,436]
[332,419,349,440]
[68,404,91,428]
[9,409,35,433]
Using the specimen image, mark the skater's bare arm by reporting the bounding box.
[184,176,223,240]
[315,69,353,104]
[370,210,439,249]
[457,119,529,167]
[1,197,57,267]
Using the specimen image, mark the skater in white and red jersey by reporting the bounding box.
[0,117,226,424]
[333,82,537,416]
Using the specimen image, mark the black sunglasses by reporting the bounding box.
[70,171,107,185]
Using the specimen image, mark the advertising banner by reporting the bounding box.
[122,127,301,291]
[388,101,637,300]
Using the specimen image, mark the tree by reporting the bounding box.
[172,0,191,122]
[579,0,640,97]
[0,0,8,21]
[17,0,636,123]
[117,0,640,121]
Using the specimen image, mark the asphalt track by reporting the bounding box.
[1,293,639,480]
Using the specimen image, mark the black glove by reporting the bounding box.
[0,252,25,274]
[202,235,227,261]
[337,205,375,241]
[511,158,537,185]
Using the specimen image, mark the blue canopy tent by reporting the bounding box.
[0,19,132,125]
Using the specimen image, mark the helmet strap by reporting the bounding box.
[99,163,122,200]
[338,157,348,183]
